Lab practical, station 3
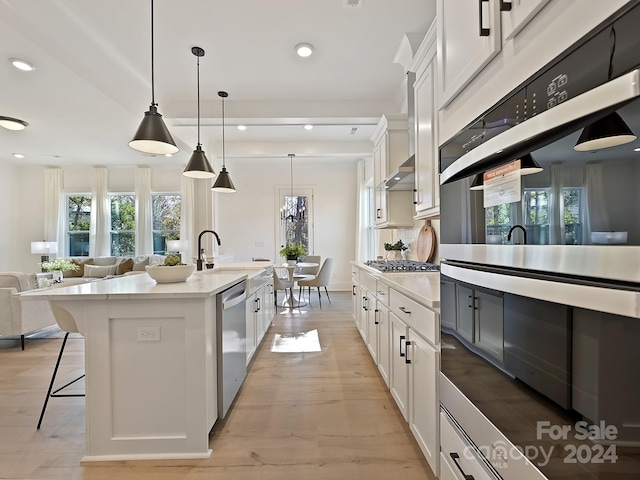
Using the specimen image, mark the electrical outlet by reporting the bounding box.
[137,326,160,342]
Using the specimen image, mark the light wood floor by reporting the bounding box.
[0,292,437,480]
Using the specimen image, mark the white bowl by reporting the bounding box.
[145,264,196,283]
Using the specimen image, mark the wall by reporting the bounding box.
[216,156,358,291]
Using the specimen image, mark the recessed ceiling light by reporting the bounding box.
[237,125,247,131]
[304,124,313,130]
[296,43,314,58]
[10,58,35,71]
[13,153,24,159]
[0,116,28,130]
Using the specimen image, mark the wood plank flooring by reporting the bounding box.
[0,292,437,480]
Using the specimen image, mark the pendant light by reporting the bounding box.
[519,153,543,175]
[183,47,215,179]
[129,0,179,155]
[0,116,28,131]
[211,91,236,192]
[574,111,637,151]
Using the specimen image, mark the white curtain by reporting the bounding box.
[90,167,110,257]
[181,175,196,263]
[135,167,153,255]
[355,159,368,262]
[548,163,564,244]
[583,162,609,244]
[43,167,65,256]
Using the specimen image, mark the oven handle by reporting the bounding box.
[449,452,475,480]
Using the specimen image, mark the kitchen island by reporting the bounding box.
[20,263,273,462]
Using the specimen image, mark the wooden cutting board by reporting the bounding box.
[416,222,436,262]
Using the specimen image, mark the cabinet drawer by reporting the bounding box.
[389,288,437,345]
[351,266,360,280]
[375,282,389,306]
[440,411,494,480]
[360,271,377,293]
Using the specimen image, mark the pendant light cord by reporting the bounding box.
[196,55,201,146]
[221,96,226,167]
[150,0,156,107]
[289,154,294,197]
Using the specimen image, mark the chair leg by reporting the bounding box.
[317,287,322,308]
[324,287,331,304]
[37,332,85,429]
[21,334,25,350]
[274,290,278,312]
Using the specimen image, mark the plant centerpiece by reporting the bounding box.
[279,242,307,264]
[383,240,407,260]
[162,253,184,266]
[41,258,79,283]
[145,253,195,283]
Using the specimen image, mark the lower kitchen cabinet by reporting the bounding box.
[364,288,378,363]
[377,302,391,387]
[246,281,273,365]
[390,313,410,420]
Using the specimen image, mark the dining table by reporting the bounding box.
[274,262,318,308]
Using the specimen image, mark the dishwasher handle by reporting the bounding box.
[223,290,247,309]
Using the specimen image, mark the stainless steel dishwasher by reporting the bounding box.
[216,279,247,419]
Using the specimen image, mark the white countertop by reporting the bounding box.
[354,262,441,310]
[20,262,271,301]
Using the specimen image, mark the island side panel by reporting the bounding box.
[70,296,217,460]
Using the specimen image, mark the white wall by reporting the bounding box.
[216,156,358,291]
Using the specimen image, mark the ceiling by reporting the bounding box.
[0,0,435,168]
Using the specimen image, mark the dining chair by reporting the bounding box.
[272,270,294,312]
[37,303,85,429]
[297,257,333,308]
[298,255,321,276]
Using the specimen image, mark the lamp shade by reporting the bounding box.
[211,166,236,192]
[574,111,637,151]
[129,105,179,155]
[519,153,543,175]
[470,174,485,190]
[166,240,189,252]
[31,241,58,254]
[183,145,215,178]
[0,116,28,131]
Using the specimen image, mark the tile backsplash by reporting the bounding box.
[377,218,440,264]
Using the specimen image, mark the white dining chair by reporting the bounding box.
[297,258,333,308]
[272,270,294,312]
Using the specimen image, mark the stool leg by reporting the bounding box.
[37,332,70,429]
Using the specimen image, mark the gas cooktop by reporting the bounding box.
[365,260,440,272]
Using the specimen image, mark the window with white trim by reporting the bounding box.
[110,194,135,256]
[66,194,91,256]
[152,193,181,254]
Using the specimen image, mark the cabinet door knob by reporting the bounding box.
[479,0,490,36]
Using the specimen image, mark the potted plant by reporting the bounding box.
[383,240,407,260]
[279,242,307,264]
[41,258,79,283]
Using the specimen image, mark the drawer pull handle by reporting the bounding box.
[450,452,475,480]
[399,335,406,357]
[362,296,367,311]
[478,0,490,36]
[405,340,411,364]
[399,306,411,314]
[352,285,356,296]
[374,309,379,325]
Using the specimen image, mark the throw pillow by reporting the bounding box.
[116,257,134,275]
[131,256,150,271]
[83,264,117,278]
[65,258,94,277]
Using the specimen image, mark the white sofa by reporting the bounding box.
[60,254,166,283]
[0,272,56,350]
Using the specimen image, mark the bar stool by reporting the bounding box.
[37,303,85,429]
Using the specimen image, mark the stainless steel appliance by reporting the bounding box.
[365,259,440,272]
[439,3,640,479]
[216,280,247,419]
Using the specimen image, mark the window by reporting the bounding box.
[563,188,582,245]
[278,187,314,255]
[485,203,514,244]
[67,194,91,256]
[110,194,135,256]
[524,189,550,244]
[152,194,181,254]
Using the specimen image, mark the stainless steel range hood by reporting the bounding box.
[384,154,415,190]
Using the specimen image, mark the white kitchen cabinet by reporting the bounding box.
[245,292,258,364]
[501,0,551,41]
[246,281,274,365]
[410,23,439,219]
[437,0,502,108]
[389,312,410,420]
[376,302,391,388]
[408,330,439,472]
[363,287,377,363]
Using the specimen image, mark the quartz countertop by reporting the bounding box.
[20,262,271,301]
[352,262,440,311]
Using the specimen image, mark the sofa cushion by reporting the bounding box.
[93,256,118,266]
[131,257,150,271]
[65,258,94,278]
[116,258,134,275]
[83,264,117,278]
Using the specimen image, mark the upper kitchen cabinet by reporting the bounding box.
[500,0,551,42]
[437,0,502,108]
[409,23,439,219]
[372,114,414,228]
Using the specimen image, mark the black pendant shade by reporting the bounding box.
[129,0,179,155]
[211,166,236,192]
[469,174,485,190]
[519,153,543,175]
[183,46,215,179]
[211,91,236,192]
[129,105,179,155]
[574,111,637,151]
[184,145,215,178]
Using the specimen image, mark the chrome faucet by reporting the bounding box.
[507,225,527,245]
[197,230,221,270]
